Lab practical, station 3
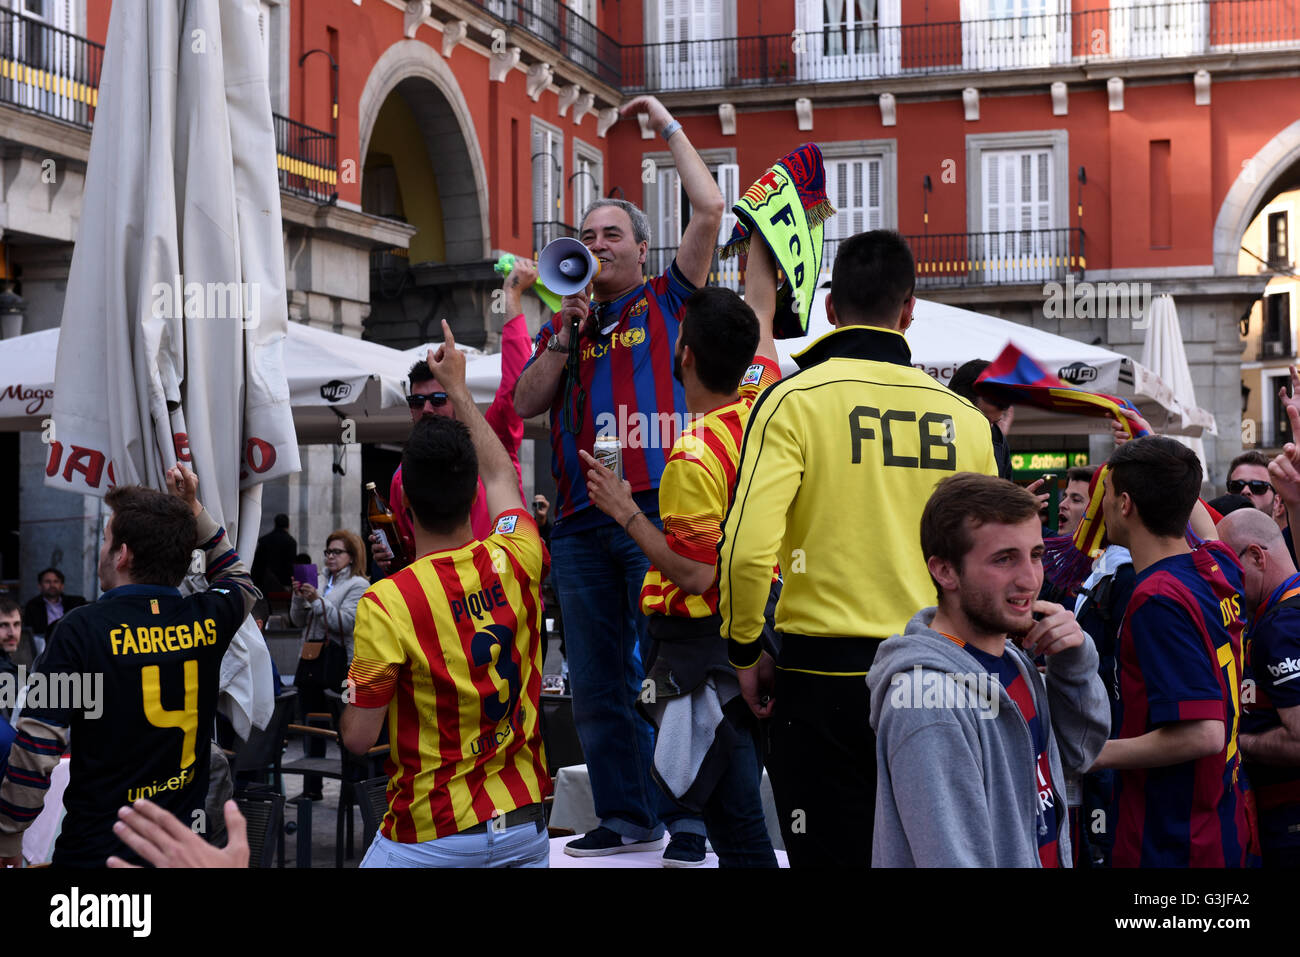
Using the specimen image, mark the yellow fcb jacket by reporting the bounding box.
[718,325,998,670]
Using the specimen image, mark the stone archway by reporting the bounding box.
[358,40,490,262]
[1213,118,1300,275]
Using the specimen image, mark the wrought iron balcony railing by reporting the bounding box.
[0,9,102,127]
[532,219,578,256]
[620,0,1300,93]
[0,9,338,204]
[898,227,1086,288]
[464,0,622,87]
[274,112,338,203]
[643,228,1084,295]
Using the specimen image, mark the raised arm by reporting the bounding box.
[622,96,723,289]
[742,238,779,365]
[487,259,536,466]
[430,320,522,519]
[514,289,585,419]
[168,464,260,620]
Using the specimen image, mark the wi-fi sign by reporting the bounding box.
[1057,362,1098,384]
[320,380,352,402]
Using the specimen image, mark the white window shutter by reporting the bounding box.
[657,167,683,249]
[1036,150,1051,231]
[663,0,677,43]
[532,127,546,232]
[867,157,882,230]
[984,152,1001,234]
[706,0,723,41]
[717,163,740,244]
[533,126,562,240]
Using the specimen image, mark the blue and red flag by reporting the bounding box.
[974,344,1153,592]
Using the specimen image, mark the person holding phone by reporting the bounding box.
[290,530,369,800]
[867,473,1109,867]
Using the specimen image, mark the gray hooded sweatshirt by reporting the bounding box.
[866,608,1110,867]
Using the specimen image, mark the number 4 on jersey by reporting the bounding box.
[142,659,199,770]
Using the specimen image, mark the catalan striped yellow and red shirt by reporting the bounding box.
[348,508,552,843]
[640,356,782,619]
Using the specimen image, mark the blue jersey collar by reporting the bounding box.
[100,583,183,601]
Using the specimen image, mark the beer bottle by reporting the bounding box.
[365,482,407,566]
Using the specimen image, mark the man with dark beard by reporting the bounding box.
[867,473,1109,866]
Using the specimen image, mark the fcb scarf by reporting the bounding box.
[975,344,1151,591]
[719,143,835,339]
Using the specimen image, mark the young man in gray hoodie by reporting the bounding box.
[867,473,1110,867]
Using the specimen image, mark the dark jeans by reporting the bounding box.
[550,520,701,841]
[766,666,875,868]
[703,717,778,868]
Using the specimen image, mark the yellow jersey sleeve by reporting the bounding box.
[349,588,405,708]
[738,356,782,406]
[718,383,805,668]
[659,438,727,565]
[485,508,545,583]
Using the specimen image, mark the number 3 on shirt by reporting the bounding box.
[471,624,523,727]
[141,660,199,770]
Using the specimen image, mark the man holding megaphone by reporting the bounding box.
[515,95,722,864]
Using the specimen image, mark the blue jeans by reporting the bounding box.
[359,821,549,868]
[550,521,703,842]
[704,723,779,868]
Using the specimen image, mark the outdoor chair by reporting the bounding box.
[233,788,285,868]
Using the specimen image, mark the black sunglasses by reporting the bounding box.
[1227,479,1273,496]
[405,392,448,410]
[322,548,347,557]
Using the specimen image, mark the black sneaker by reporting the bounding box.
[662,832,707,868]
[563,826,666,857]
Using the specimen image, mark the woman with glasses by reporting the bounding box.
[290,530,370,800]
[291,530,370,667]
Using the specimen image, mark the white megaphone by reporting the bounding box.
[538,236,600,296]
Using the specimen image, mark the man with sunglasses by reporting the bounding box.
[1227,450,1280,521]
[374,260,537,571]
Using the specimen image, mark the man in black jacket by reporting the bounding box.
[250,513,297,595]
[23,567,86,643]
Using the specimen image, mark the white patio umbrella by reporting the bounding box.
[1139,294,1208,475]
[785,287,1217,437]
[43,0,298,736]
[0,324,501,442]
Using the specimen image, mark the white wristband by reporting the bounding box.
[660,120,682,142]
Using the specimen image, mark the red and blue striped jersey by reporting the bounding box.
[1112,541,1251,868]
[1241,576,1300,846]
[524,262,692,537]
[962,642,1061,867]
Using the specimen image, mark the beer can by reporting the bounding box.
[593,431,622,480]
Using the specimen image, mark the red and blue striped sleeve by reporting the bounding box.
[1127,592,1226,725]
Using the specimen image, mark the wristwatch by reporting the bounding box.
[546,334,569,354]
